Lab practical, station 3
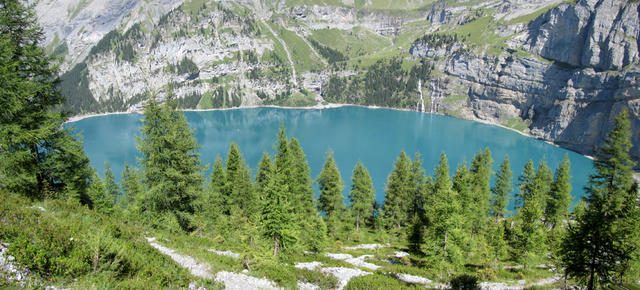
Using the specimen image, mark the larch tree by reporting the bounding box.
[317,150,346,235]
[349,161,375,232]
[262,172,297,257]
[223,143,255,219]
[121,162,143,209]
[255,151,273,201]
[426,152,465,268]
[0,0,93,205]
[206,156,227,217]
[512,160,546,266]
[382,151,413,232]
[561,110,640,289]
[137,98,204,231]
[490,156,513,220]
[469,148,494,236]
[546,154,572,230]
[104,162,120,206]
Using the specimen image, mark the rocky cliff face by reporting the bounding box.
[411,0,640,163]
[36,0,640,165]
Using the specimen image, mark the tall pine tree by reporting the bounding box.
[137,98,204,231]
[0,0,92,204]
[490,156,512,220]
[561,110,640,289]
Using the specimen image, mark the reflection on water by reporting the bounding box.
[67,106,594,209]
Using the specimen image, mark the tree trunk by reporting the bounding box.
[443,230,448,261]
[356,213,360,232]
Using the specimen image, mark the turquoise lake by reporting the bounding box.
[67,106,594,209]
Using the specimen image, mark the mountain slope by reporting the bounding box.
[38,0,640,165]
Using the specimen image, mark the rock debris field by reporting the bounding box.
[139,239,565,289]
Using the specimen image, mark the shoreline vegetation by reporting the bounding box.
[65,103,596,161]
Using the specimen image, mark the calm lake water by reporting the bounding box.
[67,106,594,209]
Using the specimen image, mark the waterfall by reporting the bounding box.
[418,79,425,113]
[429,82,436,114]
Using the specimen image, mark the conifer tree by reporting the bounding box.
[534,159,553,221]
[255,152,273,199]
[88,171,112,213]
[121,162,143,208]
[427,153,465,266]
[289,138,316,216]
[512,161,546,266]
[546,155,572,230]
[207,156,226,216]
[317,150,346,235]
[104,162,120,206]
[383,151,413,232]
[223,143,255,218]
[469,148,493,235]
[262,172,297,257]
[452,163,473,235]
[349,161,375,232]
[516,160,536,208]
[491,157,513,219]
[561,110,640,289]
[137,98,204,231]
[0,0,92,204]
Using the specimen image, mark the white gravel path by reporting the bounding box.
[145,237,213,279]
[342,243,389,250]
[321,267,371,290]
[396,273,432,284]
[208,249,240,258]
[215,271,281,290]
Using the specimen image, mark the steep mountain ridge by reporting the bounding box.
[36,0,640,165]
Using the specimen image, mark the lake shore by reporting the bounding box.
[65,103,596,161]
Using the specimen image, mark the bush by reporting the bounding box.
[345,274,419,289]
[450,274,479,290]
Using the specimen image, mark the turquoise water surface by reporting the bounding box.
[67,106,594,209]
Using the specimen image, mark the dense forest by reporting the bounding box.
[1,1,639,289]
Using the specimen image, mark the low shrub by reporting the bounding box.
[345,273,419,289]
[450,274,479,290]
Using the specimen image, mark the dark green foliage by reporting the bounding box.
[88,24,142,63]
[167,56,199,75]
[205,156,226,218]
[561,110,640,289]
[450,274,480,290]
[309,39,347,64]
[255,151,274,197]
[344,274,419,289]
[223,143,256,220]
[322,59,432,108]
[0,0,92,205]
[58,62,98,114]
[349,161,375,232]
[469,148,493,235]
[136,98,204,231]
